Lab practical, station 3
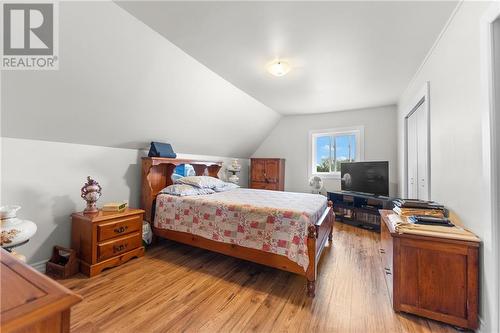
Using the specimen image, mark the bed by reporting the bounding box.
[141,157,334,296]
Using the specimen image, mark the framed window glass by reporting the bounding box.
[310,127,364,178]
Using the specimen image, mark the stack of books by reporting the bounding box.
[388,199,480,242]
[392,199,446,219]
[102,202,128,213]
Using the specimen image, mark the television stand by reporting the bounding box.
[327,191,393,232]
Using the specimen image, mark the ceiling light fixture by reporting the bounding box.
[267,60,291,77]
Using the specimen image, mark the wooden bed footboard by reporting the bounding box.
[306,200,334,297]
[151,201,334,297]
[141,157,335,297]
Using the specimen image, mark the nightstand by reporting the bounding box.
[71,208,145,277]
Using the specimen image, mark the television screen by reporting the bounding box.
[341,161,389,196]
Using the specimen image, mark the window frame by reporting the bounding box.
[308,126,365,179]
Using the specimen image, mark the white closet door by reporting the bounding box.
[416,103,429,200]
[407,111,418,199]
[406,101,429,200]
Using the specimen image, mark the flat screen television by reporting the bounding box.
[341,161,389,196]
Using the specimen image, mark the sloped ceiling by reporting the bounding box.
[1,1,280,158]
[116,1,458,115]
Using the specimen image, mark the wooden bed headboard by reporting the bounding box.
[141,157,223,222]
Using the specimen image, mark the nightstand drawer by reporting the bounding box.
[72,208,145,277]
[97,233,141,262]
[97,215,142,242]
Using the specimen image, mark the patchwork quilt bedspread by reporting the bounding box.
[154,188,328,270]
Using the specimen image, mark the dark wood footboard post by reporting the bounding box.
[328,200,334,242]
[306,225,317,297]
[307,280,316,297]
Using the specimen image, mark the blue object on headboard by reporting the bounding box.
[148,142,177,158]
[174,164,185,176]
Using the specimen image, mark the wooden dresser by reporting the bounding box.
[379,210,479,330]
[250,158,285,191]
[1,249,81,333]
[71,208,145,277]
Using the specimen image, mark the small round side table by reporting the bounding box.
[2,240,29,262]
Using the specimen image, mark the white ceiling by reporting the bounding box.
[117,1,457,115]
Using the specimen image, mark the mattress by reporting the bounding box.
[154,188,328,270]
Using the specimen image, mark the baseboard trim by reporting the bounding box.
[478,316,486,333]
[30,259,49,273]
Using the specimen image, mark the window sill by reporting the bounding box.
[311,173,341,180]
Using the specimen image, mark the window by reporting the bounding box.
[309,126,364,177]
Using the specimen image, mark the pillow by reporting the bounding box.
[213,182,240,192]
[175,176,225,189]
[160,184,215,196]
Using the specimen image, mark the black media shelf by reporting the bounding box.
[327,191,394,232]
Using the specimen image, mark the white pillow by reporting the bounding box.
[213,182,240,192]
[175,176,225,189]
[160,184,215,196]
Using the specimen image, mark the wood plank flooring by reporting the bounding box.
[62,223,459,333]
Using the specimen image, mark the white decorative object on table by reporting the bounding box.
[308,176,324,194]
[231,159,241,171]
[227,159,241,184]
[0,205,37,250]
[81,176,102,213]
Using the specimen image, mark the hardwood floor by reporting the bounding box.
[62,223,459,333]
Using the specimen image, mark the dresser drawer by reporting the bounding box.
[251,182,278,191]
[97,215,142,242]
[97,233,141,262]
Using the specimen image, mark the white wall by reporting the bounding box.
[253,105,398,195]
[1,0,262,267]
[397,2,496,331]
[1,1,280,158]
[0,73,2,205]
[1,137,249,265]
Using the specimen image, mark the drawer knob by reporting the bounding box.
[114,226,128,234]
[113,244,128,253]
[380,249,385,254]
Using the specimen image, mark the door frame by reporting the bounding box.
[404,81,431,199]
[481,3,500,332]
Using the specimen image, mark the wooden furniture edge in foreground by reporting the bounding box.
[379,210,479,330]
[1,249,82,333]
